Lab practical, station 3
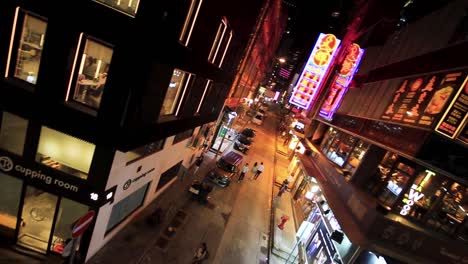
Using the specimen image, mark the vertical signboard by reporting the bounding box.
[289,33,340,110]
[435,76,468,138]
[319,43,364,120]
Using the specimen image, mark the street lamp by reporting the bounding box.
[278,57,286,63]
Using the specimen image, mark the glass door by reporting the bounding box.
[17,186,58,253]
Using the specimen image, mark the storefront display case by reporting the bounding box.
[319,127,369,178]
[378,161,415,208]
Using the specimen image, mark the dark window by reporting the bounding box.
[126,139,165,165]
[156,161,182,191]
[106,182,150,234]
[173,129,194,144]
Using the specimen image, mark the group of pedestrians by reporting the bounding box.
[237,161,264,182]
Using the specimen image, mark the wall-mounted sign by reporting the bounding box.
[435,76,468,138]
[457,122,468,145]
[400,170,435,216]
[380,71,467,128]
[122,167,155,190]
[319,43,364,120]
[289,33,340,110]
[0,150,102,206]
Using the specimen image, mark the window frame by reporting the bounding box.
[5,7,48,87]
[156,161,182,192]
[66,33,114,111]
[92,0,141,17]
[159,69,195,118]
[179,0,203,46]
[208,18,227,64]
[125,138,166,165]
[195,79,213,115]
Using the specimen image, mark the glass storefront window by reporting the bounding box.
[160,69,194,117]
[17,186,58,253]
[106,182,149,233]
[343,141,369,175]
[50,198,88,254]
[71,37,113,109]
[9,10,47,85]
[93,0,140,16]
[0,174,22,238]
[378,162,415,208]
[320,127,337,153]
[36,127,95,179]
[0,112,28,156]
[367,151,398,194]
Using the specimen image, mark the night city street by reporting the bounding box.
[1,0,468,264]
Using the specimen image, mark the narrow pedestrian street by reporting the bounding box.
[81,106,290,264]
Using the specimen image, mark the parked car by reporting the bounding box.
[206,169,231,187]
[234,134,252,154]
[206,151,243,187]
[252,114,264,125]
[241,128,256,138]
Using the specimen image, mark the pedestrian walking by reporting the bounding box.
[192,242,208,264]
[194,155,204,175]
[254,162,264,180]
[251,162,258,173]
[238,163,249,182]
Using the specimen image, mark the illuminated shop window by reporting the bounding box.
[208,18,233,67]
[67,35,113,110]
[195,79,213,114]
[5,8,47,85]
[93,0,140,17]
[36,127,96,179]
[0,112,28,156]
[179,0,203,46]
[159,69,195,117]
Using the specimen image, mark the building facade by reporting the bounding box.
[284,0,468,263]
[0,0,262,261]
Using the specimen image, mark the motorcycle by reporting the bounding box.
[189,180,212,204]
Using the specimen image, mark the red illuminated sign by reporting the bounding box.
[319,43,364,120]
[289,33,340,110]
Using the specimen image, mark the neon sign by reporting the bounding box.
[289,33,340,110]
[319,43,364,120]
[400,170,435,216]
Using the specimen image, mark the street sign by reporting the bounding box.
[72,210,95,238]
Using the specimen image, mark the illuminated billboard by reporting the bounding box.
[289,33,340,110]
[319,43,364,120]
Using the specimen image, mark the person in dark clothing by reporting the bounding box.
[194,155,204,174]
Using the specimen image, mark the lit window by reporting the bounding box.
[159,69,195,117]
[67,34,113,110]
[5,8,47,85]
[36,127,96,179]
[93,0,140,17]
[196,79,213,114]
[179,0,203,46]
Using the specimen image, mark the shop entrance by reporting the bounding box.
[17,186,58,253]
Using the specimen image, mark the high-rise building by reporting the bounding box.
[0,0,263,260]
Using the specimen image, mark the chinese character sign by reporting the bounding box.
[289,33,340,110]
[319,43,364,120]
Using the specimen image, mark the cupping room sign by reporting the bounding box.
[0,155,80,192]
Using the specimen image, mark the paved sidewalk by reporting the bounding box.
[269,114,299,264]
